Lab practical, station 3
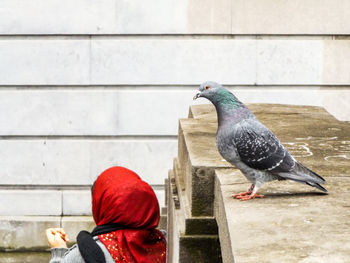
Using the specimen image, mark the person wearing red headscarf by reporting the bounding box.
[46,166,166,263]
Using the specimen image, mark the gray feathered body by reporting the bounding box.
[212,89,327,192]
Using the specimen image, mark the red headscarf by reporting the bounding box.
[92,166,166,263]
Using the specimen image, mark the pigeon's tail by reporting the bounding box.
[278,162,327,193]
[305,181,328,193]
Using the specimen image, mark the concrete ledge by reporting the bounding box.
[215,169,350,262]
[169,104,350,262]
[189,104,350,177]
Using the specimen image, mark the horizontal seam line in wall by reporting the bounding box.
[0,135,178,140]
[0,85,350,90]
[0,85,200,90]
[0,34,348,40]
[0,249,59,253]
[0,184,164,190]
[0,185,91,190]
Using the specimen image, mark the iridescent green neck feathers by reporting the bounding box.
[212,88,243,109]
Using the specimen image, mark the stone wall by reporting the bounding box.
[1,0,350,251]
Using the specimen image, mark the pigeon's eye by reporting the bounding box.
[205,86,210,90]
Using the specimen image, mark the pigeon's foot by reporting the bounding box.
[232,184,255,199]
[232,191,252,198]
[236,193,264,201]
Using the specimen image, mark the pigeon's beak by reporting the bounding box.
[193,93,201,100]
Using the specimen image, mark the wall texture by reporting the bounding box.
[0,0,350,216]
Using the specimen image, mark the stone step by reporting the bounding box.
[0,214,167,251]
[0,216,93,250]
[0,252,50,263]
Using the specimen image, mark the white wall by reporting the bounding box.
[0,0,349,216]
[1,0,350,35]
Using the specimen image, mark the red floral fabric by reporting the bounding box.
[92,166,166,263]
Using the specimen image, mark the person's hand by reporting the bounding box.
[46,228,69,248]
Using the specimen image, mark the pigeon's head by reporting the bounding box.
[194,81,243,109]
[193,81,223,101]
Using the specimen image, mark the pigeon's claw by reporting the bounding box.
[237,193,264,201]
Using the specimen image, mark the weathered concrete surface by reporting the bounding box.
[215,169,350,263]
[186,104,350,262]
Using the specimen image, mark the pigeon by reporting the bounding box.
[193,81,327,200]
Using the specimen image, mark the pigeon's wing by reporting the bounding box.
[234,119,295,172]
